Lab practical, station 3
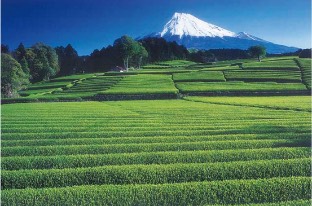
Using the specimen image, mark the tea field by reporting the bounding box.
[1,56,311,205]
[4,56,309,103]
[1,98,311,205]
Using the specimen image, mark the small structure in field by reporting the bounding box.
[111,66,126,72]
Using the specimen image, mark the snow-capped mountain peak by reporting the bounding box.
[235,31,268,42]
[138,12,299,54]
[160,12,236,38]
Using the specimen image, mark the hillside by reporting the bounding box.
[3,56,310,103]
[2,56,311,205]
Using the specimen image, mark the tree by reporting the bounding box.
[1,44,9,53]
[13,43,30,77]
[20,57,30,77]
[85,46,120,73]
[14,43,27,62]
[1,54,29,98]
[248,45,266,62]
[27,43,59,82]
[135,43,148,69]
[299,49,312,58]
[139,37,189,62]
[113,36,138,71]
[55,44,80,75]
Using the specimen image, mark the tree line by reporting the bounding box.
[1,35,189,97]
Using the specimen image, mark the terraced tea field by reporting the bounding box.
[296,58,311,89]
[185,96,311,112]
[51,76,123,99]
[173,71,226,82]
[176,81,307,94]
[18,74,96,97]
[224,70,302,83]
[2,98,311,205]
[3,57,309,103]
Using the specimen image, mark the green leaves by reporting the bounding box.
[248,45,266,62]
[1,53,29,97]
[2,99,310,205]
[2,177,310,206]
[2,158,310,189]
[113,35,148,70]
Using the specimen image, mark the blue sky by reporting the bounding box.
[2,0,311,55]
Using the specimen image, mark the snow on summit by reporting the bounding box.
[160,12,236,38]
[139,12,299,53]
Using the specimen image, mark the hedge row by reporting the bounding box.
[176,82,308,94]
[205,199,311,206]
[3,132,309,147]
[173,71,226,82]
[3,158,309,189]
[295,58,311,89]
[224,70,302,83]
[2,147,309,170]
[3,139,309,157]
[94,93,178,101]
[2,177,310,206]
[2,127,309,140]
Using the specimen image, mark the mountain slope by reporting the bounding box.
[142,13,299,54]
[160,12,235,38]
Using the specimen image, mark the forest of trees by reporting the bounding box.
[1,35,306,98]
[1,43,60,97]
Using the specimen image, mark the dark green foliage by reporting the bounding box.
[55,44,81,75]
[1,54,29,97]
[26,43,59,82]
[209,49,249,61]
[135,42,148,69]
[86,46,119,72]
[1,44,10,53]
[113,35,138,70]
[12,43,30,78]
[86,37,188,72]
[13,43,27,63]
[299,49,312,58]
[189,49,216,63]
[248,46,266,62]
[139,37,189,62]
[19,57,30,75]
[189,49,249,63]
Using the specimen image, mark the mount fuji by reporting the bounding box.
[140,13,299,54]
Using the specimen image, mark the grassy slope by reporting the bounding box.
[18,74,96,96]
[185,96,311,111]
[99,74,178,95]
[2,57,311,204]
[176,82,307,93]
[173,71,225,82]
[5,57,309,102]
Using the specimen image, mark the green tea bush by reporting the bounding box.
[2,177,310,206]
